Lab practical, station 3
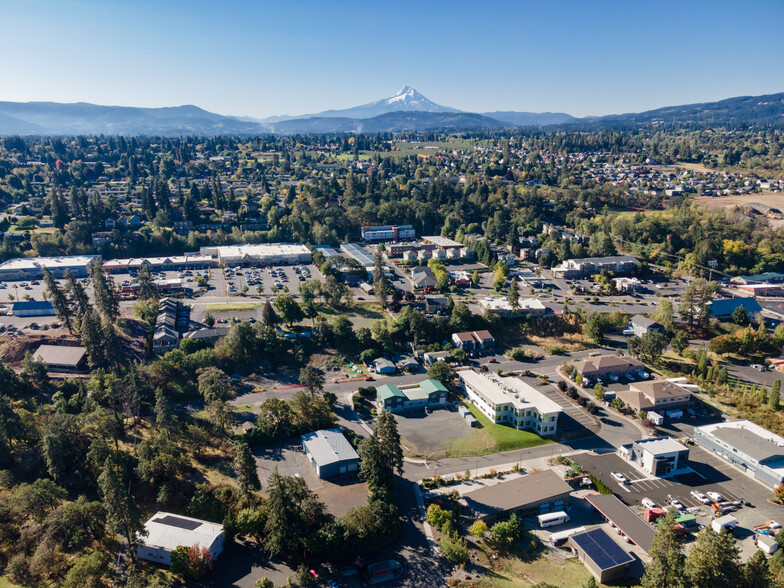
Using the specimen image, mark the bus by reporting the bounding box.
[537,511,570,528]
[549,526,586,547]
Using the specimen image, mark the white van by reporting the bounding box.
[537,511,570,528]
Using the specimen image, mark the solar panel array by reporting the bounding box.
[571,528,634,570]
[154,515,202,531]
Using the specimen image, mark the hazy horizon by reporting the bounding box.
[1,0,783,119]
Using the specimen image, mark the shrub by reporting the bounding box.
[589,475,612,495]
[469,520,487,538]
[426,504,452,530]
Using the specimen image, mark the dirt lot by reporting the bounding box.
[695,192,784,228]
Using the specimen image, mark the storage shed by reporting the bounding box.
[301,429,359,479]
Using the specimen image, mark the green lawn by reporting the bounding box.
[0,578,21,588]
[445,403,550,457]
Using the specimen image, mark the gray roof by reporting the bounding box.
[463,470,572,517]
[574,255,638,265]
[711,426,784,463]
[301,428,359,467]
[634,437,689,456]
[32,344,86,367]
[585,494,655,554]
[630,315,660,329]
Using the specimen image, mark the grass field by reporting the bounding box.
[204,302,266,312]
[0,578,21,588]
[445,403,550,457]
[470,552,606,588]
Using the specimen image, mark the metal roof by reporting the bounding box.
[634,437,689,456]
[12,300,55,310]
[301,428,359,467]
[711,426,784,463]
[585,494,656,555]
[463,470,572,517]
[708,298,762,317]
[141,511,223,552]
[376,384,405,401]
[32,344,86,367]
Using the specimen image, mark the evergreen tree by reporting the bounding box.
[154,388,174,434]
[49,188,69,229]
[136,265,158,300]
[43,267,73,333]
[65,269,90,320]
[507,277,520,311]
[101,315,122,368]
[261,299,279,327]
[90,260,119,321]
[742,550,772,588]
[372,249,391,309]
[80,310,105,369]
[358,433,393,501]
[375,411,404,476]
[684,527,740,588]
[770,380,781,410]
[98,457,145,556]
[233,440,261,498]
[641,510,685,588]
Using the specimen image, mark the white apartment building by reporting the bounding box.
[458,370,562,436]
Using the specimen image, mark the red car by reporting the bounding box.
[365,376,375,381]
[487,358,498,364]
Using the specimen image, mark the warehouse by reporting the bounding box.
[136,512,224,565]
[462,470,572,524]
[570,527,635,583]
[0,255,99,280]
[694,420,784,488]
[12,300,55,317]
[301,429,359,479]
[32,345,87,373]
[198,243,312,266]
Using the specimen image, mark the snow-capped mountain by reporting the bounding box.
[255,86,460,123]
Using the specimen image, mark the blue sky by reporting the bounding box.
[1,0,783,118]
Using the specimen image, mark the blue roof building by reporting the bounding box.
[708,298,762,319]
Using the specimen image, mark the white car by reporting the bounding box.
[667,495,685,510]
[706,491,723,503]
[641,498,657,509]
[611,472,630,485]
[690,490,711,504]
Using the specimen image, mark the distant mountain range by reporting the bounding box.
[0,87,782,136]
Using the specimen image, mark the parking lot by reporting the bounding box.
[394,404,473,457]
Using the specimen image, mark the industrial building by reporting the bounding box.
[313,245,341,260]
[32,345,87,373]
[707,298,762,320]
[376,379,448,413]
[458,370,562,436]
[462,470,572,524]
[0,255,100,280]
[361,225,415,242]
[620,437,690,476]
[339,242,375,270]
[136,512,224,565]
[694,420,784,488]
[477,296,547,318]
[301,428,359,479]
[569,527,635,583]
[199,243,312,266]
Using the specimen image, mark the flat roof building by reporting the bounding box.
[0,255,99,280]
[421,235,462,249]
[458,370,562,436]
[136,512,224,566]
[199,243,312,267]
[361,225,415,242]
[585,494,655,555]
[478,296,546,318]
[622,437,689,477]
[340,242,375,268]
[694,420,784,488]
[552,255,638,279]
[32,344,87,373]
[462,470,572,524]
[104,254,213,273]
[301,428,359,479]
[12,300,55,317]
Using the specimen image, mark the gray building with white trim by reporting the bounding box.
[301,428,359,479]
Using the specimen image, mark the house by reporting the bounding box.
[12,300,55,317]
[301,429,359,479]
[423,350,451,365]
[451,332,476,351]
[616,379,693,413]
[136,512,224,565]
[376,379,448,413]
[569,528,635,583]
[32,345,87,373]
[620,437,689,476]
[629,315,664,337]
[694,420,784,488]
[410,267,439,291]
[127,215,141,228]
[459,370,562,435]
[570,355,646,384]
[707,298,762,320]
[91,232,113,248]
[472,330,495,349]
[104,217,116,229]
[425,296,449,314]
[394,355,420,372]
[371,357,396,374]
[462,470,572,524]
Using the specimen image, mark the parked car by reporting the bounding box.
[751,364,768,372]
[611,472,630,485]
[641,498,657,509]
[667,495,685,510]
[690,490,711,504]
[706,491,723,503]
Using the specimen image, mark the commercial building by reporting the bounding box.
[551,255,638,279]
[458,370,562,436]
[629,315,664,338]
[707,298,762,320]
[410,267,439,291]
[569,527,635,583]
[154,299,189,353]
[621,437,690,476]
[694,420,784,488]
[0,255,99,280]
[32,344,87,373]
[136,512,224,565]
[462,470,572,524]
[199,243,312,266]
[104,254,213,273]
[616,379,693,414]
[313,245,341,260]
[421,235,462,250]
[585,494,655,555]
[361,225,415,242]
[376,379,448,413]
[339,242,376,273]
[477,297,547,318]
[12,300,55,317]
[301,428,360,479]
[570,355,646,384]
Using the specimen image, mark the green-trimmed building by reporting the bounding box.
[376,379,448,413]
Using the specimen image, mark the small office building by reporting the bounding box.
[622,437,689,476]
[617,379,693,414]
[570,527,635,583]
[694,420,784,489]
[301,429,360,479]
[570,355,645,384]
[136,512,224,566]
[376,379,448,413]
[32,345,87,373]
[462,470,572,524]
